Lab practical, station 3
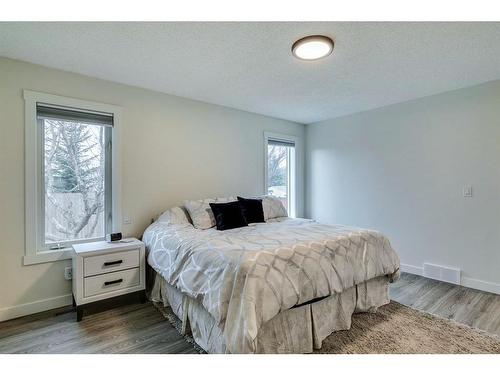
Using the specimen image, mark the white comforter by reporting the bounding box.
[143,218,400,353]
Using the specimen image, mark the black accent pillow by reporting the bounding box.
[209,201,248,231]
[237,196,265,224]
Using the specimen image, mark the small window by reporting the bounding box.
[38,105,113,250]
[24,91,121,265]
[265,134,297,217]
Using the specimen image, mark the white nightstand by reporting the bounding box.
[72,238,146,321]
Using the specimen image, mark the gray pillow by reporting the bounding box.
[184,197,236,229]
[259,195,288,220]
[157,206,191,225]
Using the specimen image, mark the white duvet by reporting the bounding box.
[143,217,400,353]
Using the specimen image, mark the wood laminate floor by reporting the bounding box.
[390,273,500,335]
[0,302,198,354]
[0,273,499,353]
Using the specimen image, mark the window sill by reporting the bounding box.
[23,249,73,266]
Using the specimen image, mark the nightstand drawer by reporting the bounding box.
[84,248,139,277]
[84,268,140,297]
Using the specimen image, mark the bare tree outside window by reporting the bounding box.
[267,144,289,210]
[43,119,106,245]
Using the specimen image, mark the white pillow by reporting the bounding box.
[184,197,236,229]
[260,195,288,221]
[157,206,191,225]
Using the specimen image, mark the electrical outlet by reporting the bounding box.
[64,266,72,280]
[123,217,132,225]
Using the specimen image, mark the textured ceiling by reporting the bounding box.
[1,22,500,123]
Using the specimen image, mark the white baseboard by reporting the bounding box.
[0,294,72,322]
[400,263,423,276]
[462,277,500,295]
[400,263,500,295]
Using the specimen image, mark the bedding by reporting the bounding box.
[184,197,236,229]
[157,206,191,225]
[237,196,265,224]
[209,201,248,230]
[151,273,390,353]
[143,217,400,353]
[259,195,288,220]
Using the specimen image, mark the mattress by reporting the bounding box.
[143,217,400,353]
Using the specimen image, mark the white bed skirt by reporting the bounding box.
[150,271,390,353]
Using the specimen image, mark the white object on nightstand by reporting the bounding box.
[72,238,146,321]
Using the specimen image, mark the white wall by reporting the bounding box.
[306,80,500,293]
[0,57,304,320]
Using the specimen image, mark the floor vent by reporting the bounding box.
[423,263,461,285]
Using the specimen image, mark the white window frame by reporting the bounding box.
[23,90,122,265]
[264,131,300,218]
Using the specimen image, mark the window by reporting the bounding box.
[24,91,121,265]
[264,132,297,217]
[39,106,112,249]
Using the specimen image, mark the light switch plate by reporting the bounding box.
[463,185,472,197]
[123,217,132,225]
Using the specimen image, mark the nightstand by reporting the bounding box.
[72,238,146,321]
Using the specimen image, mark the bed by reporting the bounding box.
[142,200,400,353]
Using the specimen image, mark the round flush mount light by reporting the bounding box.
[292,35,334,61]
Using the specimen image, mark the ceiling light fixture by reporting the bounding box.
[292,35,334,61]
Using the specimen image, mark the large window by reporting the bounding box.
[24,91,121,265]
[265,133,297,217]
[39,105,112,249]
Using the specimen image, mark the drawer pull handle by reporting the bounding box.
[104,278,123,286]
[103,260,123,267]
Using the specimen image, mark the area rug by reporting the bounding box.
[155,301,500,354]
[318,301,500,354]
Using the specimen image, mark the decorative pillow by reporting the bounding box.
[209,201,248,231]
[157,206,191,225]
[260,195,288,221]
[237,196,265,224]
[184,197,236,229]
